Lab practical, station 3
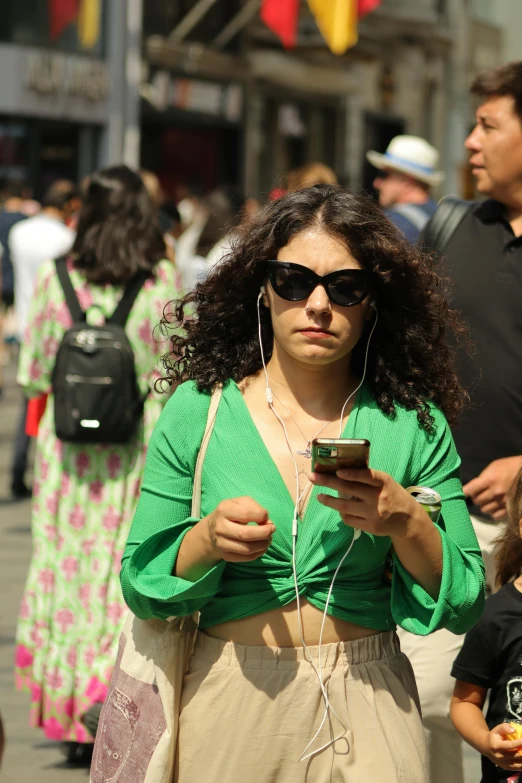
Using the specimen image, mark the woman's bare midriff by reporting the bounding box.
[204,598,380,647]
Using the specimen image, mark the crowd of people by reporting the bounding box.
[1,60,522,782]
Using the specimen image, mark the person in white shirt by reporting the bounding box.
[8,180,78,498]
[10,181,77,339]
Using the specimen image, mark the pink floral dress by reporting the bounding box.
[15,258,180,743]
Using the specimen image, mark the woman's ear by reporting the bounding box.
[260,285,269,308]
[365,298,376,320]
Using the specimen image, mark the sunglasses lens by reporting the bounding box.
[270,266,313,301]
[328,273,369,306]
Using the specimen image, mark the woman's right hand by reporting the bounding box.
[203,497,276,563]
[481,724,522,770]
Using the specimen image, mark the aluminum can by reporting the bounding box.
[406,486,442,524]
[383,486,442,586]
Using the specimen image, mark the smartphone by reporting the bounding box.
[311,438,370,475]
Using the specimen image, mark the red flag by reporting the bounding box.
[48,0,80,41]
[358,0,381,17]
[260,0,300,49]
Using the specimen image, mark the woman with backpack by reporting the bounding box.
[119,185,485,781]
[14,165,181,762]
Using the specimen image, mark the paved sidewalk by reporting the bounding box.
[0,362,88,781]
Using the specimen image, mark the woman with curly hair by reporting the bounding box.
[121,185,485,782]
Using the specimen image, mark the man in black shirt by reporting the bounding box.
[425,62,522,584]
[398,62,522,783]
[450,65,522,531]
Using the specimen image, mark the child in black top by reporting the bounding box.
[451,468,522,782]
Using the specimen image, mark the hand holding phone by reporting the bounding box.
[311,439,370,475]
[311,439,370,502]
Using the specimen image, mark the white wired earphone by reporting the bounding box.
[257,285,379,761]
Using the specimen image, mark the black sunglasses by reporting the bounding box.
[266,261,372,307]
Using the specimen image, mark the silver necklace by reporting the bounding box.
[270,389,344,459]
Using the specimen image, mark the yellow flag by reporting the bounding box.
[78,0,102,50]
[307,0,358,54]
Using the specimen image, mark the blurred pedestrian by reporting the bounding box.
[451,467,522,782]
[139,168,164,208]
[8,181,77,498]
[158,200,185,264]
[367,135,444,242]
[400,61,522,783]
[206,187,260,269]
[139,169,184,266]
[0,190,29,395]
[286,161,338,190]
[14,165,180,762]
[176,187,241,290]
[10,180,78,344]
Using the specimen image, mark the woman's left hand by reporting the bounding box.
[311,468,425,538]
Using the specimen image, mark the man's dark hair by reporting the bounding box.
[471,61,522,121]
[42,180,79,211]
[72,164,165,284]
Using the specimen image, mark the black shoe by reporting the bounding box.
[11,480,32,500]
[81,702,102,738]
[60,741,94,765]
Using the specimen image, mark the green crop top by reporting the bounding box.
[120,380,485,635]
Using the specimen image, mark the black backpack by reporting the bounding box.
[52,257,149,444]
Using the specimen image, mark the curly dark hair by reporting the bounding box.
[72,165,166,284]
[494,467,522,588]
[160,185,468,431]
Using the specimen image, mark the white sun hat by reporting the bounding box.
[366,135,445,186]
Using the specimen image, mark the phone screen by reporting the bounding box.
[311,439,370,475]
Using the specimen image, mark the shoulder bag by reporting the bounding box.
[90,385,223,783]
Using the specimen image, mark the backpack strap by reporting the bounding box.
[55,256,86,323]
[191,385,223,518]
[420,197,474,254]
[108,270,150,327]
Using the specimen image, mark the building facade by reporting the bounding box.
[138,0,481,201]
[0,2,111,197]
[2,0,517,201]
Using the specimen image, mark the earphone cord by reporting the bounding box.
[257,293,378,761]
[300,307,379,761]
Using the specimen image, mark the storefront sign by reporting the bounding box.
[146,71,243,122]
[25,52,109,101]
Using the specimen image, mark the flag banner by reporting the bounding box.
[48,0,79,41]
[260,0,300,49]
[358,0,382,17]
[78,0,102,49]
[261,0,382,54]
[307,0,358,55]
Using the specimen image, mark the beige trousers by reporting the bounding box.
[174,630,428,783]
[398,514,501,783]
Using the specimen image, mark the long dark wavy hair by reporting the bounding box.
[160,185,468,431]
[72,165,165,284]
[494,468,522,588]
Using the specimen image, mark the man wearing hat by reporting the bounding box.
[367,135,445,242]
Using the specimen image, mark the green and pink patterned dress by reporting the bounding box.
[15,257,181,744]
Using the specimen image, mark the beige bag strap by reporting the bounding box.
[191,385,222,518]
